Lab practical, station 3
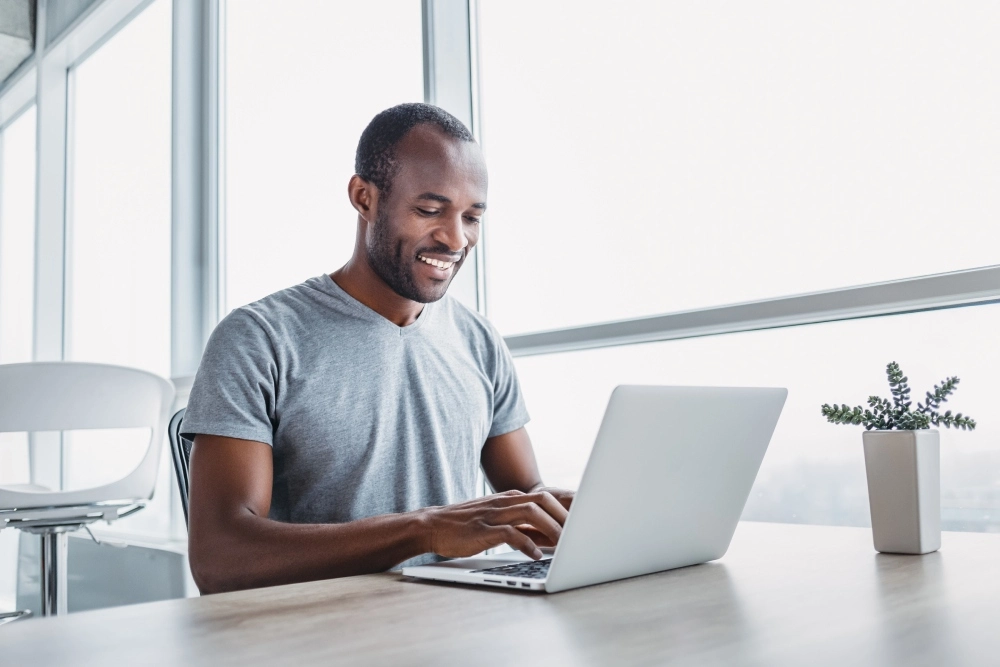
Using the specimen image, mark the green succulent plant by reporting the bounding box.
[821,361,977,431]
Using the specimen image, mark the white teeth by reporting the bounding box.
[419,255,454,270]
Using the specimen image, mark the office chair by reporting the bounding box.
[0,362,174,617]
[168,408,193,527]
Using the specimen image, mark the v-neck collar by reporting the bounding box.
[312,274,433,337]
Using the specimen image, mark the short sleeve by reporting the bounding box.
[487,328,530,438]
[181,308,278,445]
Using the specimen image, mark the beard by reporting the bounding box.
[366,207,457,304]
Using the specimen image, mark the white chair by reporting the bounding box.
[0,362,174,617]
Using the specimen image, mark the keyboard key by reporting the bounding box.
[471,559,553,579]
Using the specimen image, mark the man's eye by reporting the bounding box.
[465,216,482,224]
[416,208,439,216]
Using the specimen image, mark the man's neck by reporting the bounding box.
[330,259,423,328]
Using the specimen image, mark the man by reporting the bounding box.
[183,103,574,594]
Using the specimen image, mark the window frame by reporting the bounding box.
[503,266,1000,358]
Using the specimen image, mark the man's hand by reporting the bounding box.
[517,486,575,547]
[529,485,574,511]
[420,489,569,560]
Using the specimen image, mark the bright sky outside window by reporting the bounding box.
[478,1,1000,335]
[224,0,424,312]
[514,304,1000,532]
[68,0,171,377]
[64,0,173,537]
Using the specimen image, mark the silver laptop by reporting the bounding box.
[403,385,787,593]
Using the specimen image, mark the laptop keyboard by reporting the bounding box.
[471,558,552,579]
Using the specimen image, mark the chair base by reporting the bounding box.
[1,502,147,617]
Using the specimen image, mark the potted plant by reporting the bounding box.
[821,362,976,555]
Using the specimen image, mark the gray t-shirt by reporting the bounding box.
[182,274,529,568]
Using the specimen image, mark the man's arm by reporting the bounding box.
[187,434,568,594]
[480,427,576,546]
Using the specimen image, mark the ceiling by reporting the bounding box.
[0,0,35,87]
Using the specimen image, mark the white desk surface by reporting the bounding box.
[3,521,999,666]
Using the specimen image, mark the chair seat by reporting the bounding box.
[0,610,32,627]
[0,483,51,493]
[0,500,146,532]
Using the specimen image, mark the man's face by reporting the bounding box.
[365,125,487,304]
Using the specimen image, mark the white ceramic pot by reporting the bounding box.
[862,429,940,554]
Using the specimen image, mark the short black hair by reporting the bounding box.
[355,103,475,199]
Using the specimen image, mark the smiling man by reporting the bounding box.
[182,103,573,594]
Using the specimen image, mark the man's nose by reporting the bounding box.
[436,212,469,253]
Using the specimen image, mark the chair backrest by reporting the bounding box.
[168,408,193,527]
[0,362,175,510]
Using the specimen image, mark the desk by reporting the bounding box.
[3,522,999,666]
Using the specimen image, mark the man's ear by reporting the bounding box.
[348,174,378,223]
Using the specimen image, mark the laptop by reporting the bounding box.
[402,385,787,593]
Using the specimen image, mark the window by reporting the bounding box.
[0,105,36,368]
[64,0,173,537]
[67,0,172,376]
[223,0,424,312]
[513,303,1000,531]
[2,0,994,567]
[0,105,36,487]
[0,105,36,611]
[478,1,1000,334]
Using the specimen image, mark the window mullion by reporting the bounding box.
[422,0,484,315]
[29,0,68,490]
[171,0,220,381]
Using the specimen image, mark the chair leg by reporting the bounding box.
[39,531,69,616]
[0,610,33,627]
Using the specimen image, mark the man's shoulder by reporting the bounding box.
[437,294,489,327]
[435,295,505,347]
[220,276,338,334]
[240,276,329,317]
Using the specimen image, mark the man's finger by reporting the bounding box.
[488,491,569,525]
[452,489,525,512]
[553,491,574,510]
[490,503,562,545]
[530,491,569,525]
[516,525,557,548]
[493,525,542,560]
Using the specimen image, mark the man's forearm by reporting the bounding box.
[189,508,429,594]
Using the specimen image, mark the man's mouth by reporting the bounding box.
[417,254,457,270]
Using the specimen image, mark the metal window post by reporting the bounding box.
[172,0,220,379]
[422,0,485,315]
[170,0,221,539]
[30,0,67,491]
